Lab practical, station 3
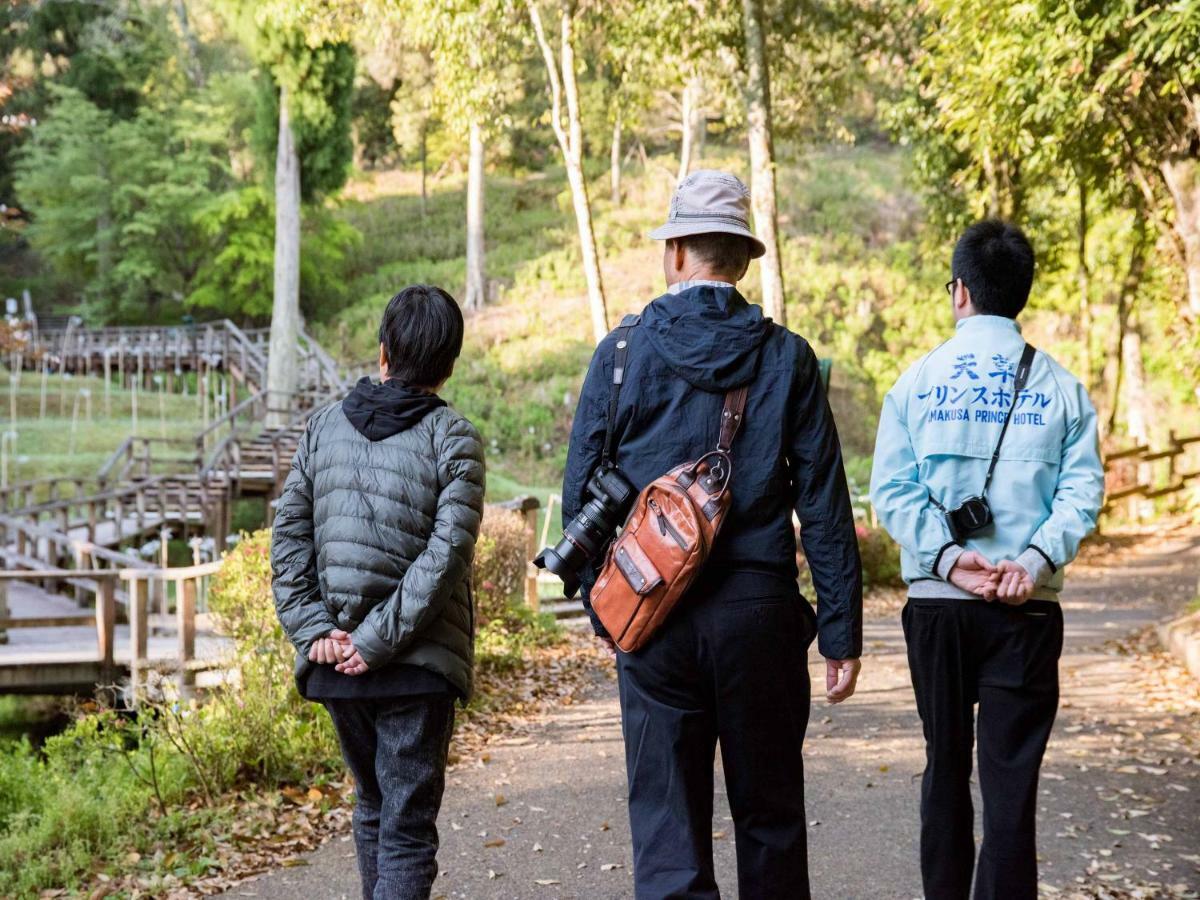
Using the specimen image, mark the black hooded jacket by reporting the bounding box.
[561,284,863,660]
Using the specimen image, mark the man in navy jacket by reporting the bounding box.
[560,170,863,899]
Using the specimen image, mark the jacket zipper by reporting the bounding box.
[648,497,689,551]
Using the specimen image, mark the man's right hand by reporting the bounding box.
[598,636,617,659]
[947,550,1000,600]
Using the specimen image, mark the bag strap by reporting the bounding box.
[981,342,1037,496]
[717,386,748,453]
[601,314,640,466]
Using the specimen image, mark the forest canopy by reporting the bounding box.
[1,0,1197,465]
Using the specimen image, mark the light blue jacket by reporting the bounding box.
[869,315,1104,599]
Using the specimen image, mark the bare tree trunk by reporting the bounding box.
[1161,156,1200,317]
[610,111,622,206]
[419,124,428,219]
[267,85,301,429]
[173,0,206,88]
[465,121,486,310]
[1106,211,1149,436]
[1121,312,1148,443]
[741,0,786,326]
[1076,180,1093,391]
[527,1,609,343]
[677,78,695,183]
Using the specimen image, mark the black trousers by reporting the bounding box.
[323,694,456,900]
[616,576,818,900]
[902,596,1064,900]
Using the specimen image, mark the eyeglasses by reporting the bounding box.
[945,278,958,297]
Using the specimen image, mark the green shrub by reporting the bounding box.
[198,529,340,787]
[473,506,530,625]
[856,524,903,588]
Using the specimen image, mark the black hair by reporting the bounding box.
[668,232,752,277]
[378,284,464,386]
[951,219,1035,318]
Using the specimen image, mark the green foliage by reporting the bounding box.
[474,603,562,676]
[188,186,362,321]
[252,41,357,201]
[202,530,341,785]
[14,85,237,322]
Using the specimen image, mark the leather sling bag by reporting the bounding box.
[590,315,750,652]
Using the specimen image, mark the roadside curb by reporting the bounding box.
[1158,608,1200,681]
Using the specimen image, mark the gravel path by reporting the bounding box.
[229,531,1200,899]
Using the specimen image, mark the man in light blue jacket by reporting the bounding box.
[870,220,1104,900]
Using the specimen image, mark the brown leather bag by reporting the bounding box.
[589,316,749,652]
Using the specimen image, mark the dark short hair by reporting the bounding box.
[951,220,1035,318]
[378,285,464,386]
[668,232,752,277]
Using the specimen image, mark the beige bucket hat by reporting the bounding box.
[649,169,766,259]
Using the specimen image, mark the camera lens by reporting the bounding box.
[533,465,637,599]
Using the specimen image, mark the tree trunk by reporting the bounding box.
[1106,214,1149,436]
[1161,156,1200,317]
[464,121,486,310]
[677,78,695,183]
[610,112,622,206]
[419,124,428,219]
[173,0,206,88]
[527,1,609,343]
[1076,180,1093,391]
[266,84,301,429]
[741,0,786,326]
[1121,312,1148,444]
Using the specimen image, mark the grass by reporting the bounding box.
[1,373,209,485]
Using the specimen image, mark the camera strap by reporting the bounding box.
[601,314,641,465]
[981,342,1037,496]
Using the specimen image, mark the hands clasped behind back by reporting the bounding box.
[947,551,1035,604]
[308,629,371,675]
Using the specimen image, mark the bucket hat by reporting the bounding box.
[649,169,766,259]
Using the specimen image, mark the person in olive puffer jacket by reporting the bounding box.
[271,284,484,900]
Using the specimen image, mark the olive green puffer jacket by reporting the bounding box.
[270,401,485,699]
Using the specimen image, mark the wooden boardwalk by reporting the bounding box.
[0,318,363,697]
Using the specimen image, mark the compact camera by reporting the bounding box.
[944,495,994,544]
[534,464,637,599]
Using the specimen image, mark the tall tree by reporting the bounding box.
[527,0,609,343]
[224,2,355,424]
[399,0,519,311]
[741,0,786,325]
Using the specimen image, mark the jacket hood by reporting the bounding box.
[640,284,771,391]
[342,377,447,441]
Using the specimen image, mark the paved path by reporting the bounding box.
[231,533,1200,899]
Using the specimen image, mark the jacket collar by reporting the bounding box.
[667,278,738,295]
[954,314,1023,335]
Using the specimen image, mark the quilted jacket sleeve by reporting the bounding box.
[271,417,338,656]
[352,415,486,669]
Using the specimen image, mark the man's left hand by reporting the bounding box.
[995,559,1035,606]
[825,658,862,704]
[331,629,370,676]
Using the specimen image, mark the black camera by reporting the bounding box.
[945,496,993,544]
[535,465,637,599]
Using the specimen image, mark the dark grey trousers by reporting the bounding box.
[323,695,456,900]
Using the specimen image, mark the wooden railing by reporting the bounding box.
[0,560,222,701]
[1103,430,1200,517]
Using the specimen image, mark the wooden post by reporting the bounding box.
[177,576,196,698]
[127,574,149,704]
[524,504,540,613]
[73,543,92,607]
[0,577,8,645]
[97,576,116,686]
